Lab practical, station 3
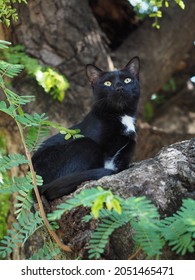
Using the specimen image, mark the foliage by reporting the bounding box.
[129,0,185,28]
[35,68,69,102]
[0,194,10,240]
[29,239,61,260]
[0,0,27,26]
[160,199,195,255]
[48,190,164,259]
[0,40,79,259]
[0,211,44,258]
[48,187,122,221]
[1,45,69,102]
[0,132,10,243]
[49,188,195,259]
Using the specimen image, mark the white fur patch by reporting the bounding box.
[104,144,128,171]
[121,115,135,135]
[104,158,117,171]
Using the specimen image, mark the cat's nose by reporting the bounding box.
[116,86,124,93]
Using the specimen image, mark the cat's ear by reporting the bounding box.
[124,56,140,78]
[86,64,103,84]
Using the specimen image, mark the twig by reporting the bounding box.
[128,246,142,260]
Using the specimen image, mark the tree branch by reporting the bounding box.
[50,138,195,259]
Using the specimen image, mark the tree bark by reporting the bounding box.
[113,0,195,114]
[12,0,111,125]
[12,0,195,122]
[37,138,195,260]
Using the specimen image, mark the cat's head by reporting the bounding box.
[86,57,140,114]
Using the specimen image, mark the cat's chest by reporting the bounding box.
[120,115,135,135]
[104,115,136,171]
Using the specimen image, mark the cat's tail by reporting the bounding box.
[38,168,115,200]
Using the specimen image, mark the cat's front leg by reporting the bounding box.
[114,138,136,171]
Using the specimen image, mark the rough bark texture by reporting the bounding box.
[12,0,195,122]
[114,1,195,114]
[135,121,195,161]
[42,138,195,260]
[13,0,111,125]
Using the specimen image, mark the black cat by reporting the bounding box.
[32,57,140,200]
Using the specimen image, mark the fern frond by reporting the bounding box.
[48,187,115,221]
[132,220,164,257]
[0,211,43,258]
[26,125,50,152]
[18,211,44,244]
[0,172,42,195]
[0,40,11,49]
[5,88,35,106]
[15,189,34,219]
[15,112,48,127]
[0,60,24,78]
[122,196,160,220]
[160,198,195,255]
[88,210,129,259]
[0,1,27,26]
[0,101,16,118]
[0,153,29,172]
[121,197,163,257]
[0,175,32,194]
[29,240,61,260]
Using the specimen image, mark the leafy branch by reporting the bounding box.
[1,45,69,102]
[0,40,75,257]
[131,0,185,29]
[0,0,27,26]
[48,187,195,259]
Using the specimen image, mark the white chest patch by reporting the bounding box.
[121,115,135,135]
[104,144,128,171]
[104,158,117,171]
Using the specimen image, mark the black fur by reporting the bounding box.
[32,57,140,200]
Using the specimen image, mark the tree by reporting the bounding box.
[10,0,195,117]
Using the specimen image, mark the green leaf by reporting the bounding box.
[0,40,11,49]
[48,187,112,221]
[0,211,43,258]
[0,60,24,78]
[5,88,35,106]
[26,125,50,152]
[175,0,185,9]
[160,198,195,255]
[89,210,128,259]
[0,154,29,172]
[111,198,122,215]
[0,101,15,117]
[0,174,33,195]
[29,240,61,260]
[65,133,72,140]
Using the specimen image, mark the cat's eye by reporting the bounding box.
[124,78,132,84]
[104,81,112,86]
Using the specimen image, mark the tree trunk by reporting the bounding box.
[12,0,111,125]
[113,0,195,114]
[12,0,195,122]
